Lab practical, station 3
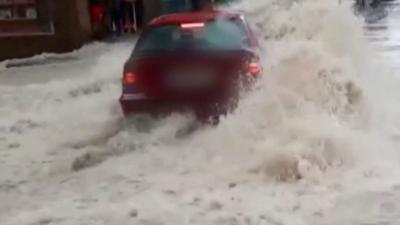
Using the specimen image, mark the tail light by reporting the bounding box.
[123,72,136,84]
[247,62,261,77]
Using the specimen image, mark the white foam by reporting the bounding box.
[2,1,400,224]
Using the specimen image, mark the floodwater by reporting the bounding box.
[2,0,400,224]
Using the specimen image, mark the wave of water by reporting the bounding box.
[2,0,400,224]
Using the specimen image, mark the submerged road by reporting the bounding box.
[2,1,400,224]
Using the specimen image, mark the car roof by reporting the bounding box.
[148,10,243,26]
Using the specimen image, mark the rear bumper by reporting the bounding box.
[119,93,236,118]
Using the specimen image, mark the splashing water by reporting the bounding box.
[1,0,400,225]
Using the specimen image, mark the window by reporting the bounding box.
[135,18,249,53]
[0,0,37,20]
[0,0,53,36]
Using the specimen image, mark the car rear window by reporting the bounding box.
[134,18,250,53]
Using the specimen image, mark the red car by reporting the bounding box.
[119,10,261,122]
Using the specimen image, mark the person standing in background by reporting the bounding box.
[111,0,123,36]
[90,0,107,39]
[121,0,133,33]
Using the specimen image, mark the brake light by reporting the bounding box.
[123,72,136,84]
[180,22,205,29]
[248,62,261,77]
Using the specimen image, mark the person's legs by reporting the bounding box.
[121,2,135,33]
[120,2,127,33]
[127,2,134,31]
[112,12,121,36]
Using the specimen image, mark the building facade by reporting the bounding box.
[142,0,213,23]
[0,0,219,61]
[0,0,92,61]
